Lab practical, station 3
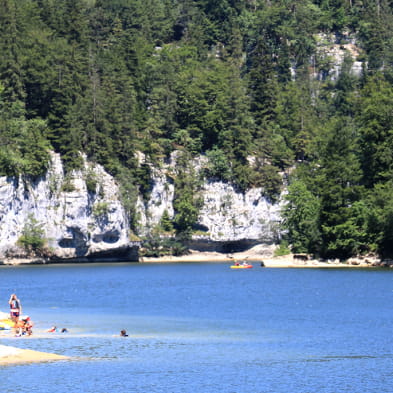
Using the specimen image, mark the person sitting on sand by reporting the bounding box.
[9,294,22,324]
[15,316,34,337]
[22,316,33,336]
[14,319,25,337]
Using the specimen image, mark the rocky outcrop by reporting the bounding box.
[137,153,283,247]
[0,152,136,262]
[314,32,364,81]
[0,151,284,262]
[198,181,281,242]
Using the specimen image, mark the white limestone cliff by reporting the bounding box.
[0,152,130,260]
[138,153,283,243]
[198,181,281,242]
[0,151,283,261]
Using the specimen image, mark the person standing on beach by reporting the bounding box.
[9,294,22,324]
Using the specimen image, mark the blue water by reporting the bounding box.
[0,263,392,392]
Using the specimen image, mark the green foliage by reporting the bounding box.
[17,214,46,255]
[320,200,369,259]
[135,163,153,202]
[310,117,364,259]
[60,177,76,193]
[204,147,231,181]
[0,98,51,178]
[140,235,189,257]
[92,201,109,217]
[85,169,98,194]
[274,241,291,257]
[282,180,321,254]
[159,209,174,233]
[173,152,202,238]
[365,182,393,258]
[357,74,393,188]
[116,167,140,232]
[2,0,393,259]
[251,162,282,202]
[176,59,243,152]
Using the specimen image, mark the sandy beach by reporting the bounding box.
[1,243,384,267]
[141,245,380,268]
[0,311,68,366]
[0,344,68,366]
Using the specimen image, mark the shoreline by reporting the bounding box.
[141,249,382,268]
[0,250,384,366]
[0,246,386,268]
[0,344,68,366]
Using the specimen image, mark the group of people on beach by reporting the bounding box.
[8,294,69,336]
[9,292,126,337]
[8,293,33,336]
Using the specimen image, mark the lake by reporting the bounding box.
[0,262,392,392]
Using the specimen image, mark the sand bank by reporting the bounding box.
[141,247,378,268]
[0,344,68,366]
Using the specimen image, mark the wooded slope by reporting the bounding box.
[1,0,393,259]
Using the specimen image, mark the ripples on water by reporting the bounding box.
[0,263,392,392]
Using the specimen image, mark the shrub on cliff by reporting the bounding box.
[140,236,189,257]
[17,215,46,256]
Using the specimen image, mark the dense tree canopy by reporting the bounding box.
[1,0,393,257]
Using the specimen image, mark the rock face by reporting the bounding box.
[198,181,281,242]
[0,152,134,261]
[314,32,364,81]
[0,151,284,262]
[137,153,283,247]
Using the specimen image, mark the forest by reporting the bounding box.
[1,0,393,259]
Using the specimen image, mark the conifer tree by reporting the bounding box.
[315,118,365,258]
[282,180,321,254]
[0,0,25,103]
[357,74,393,188]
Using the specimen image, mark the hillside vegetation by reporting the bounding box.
[1,0,393,259]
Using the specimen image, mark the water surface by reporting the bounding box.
[0,263,392,392]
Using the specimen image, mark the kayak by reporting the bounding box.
[230,264,253,269]
[0,311,14,330]
[0,318,14,330]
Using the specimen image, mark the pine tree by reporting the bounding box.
[282,180,321,254]
[315,117,365,258]
[357,73,393,188]
[0,0,25,103]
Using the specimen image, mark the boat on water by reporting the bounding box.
[230,263,253,269]
[227,254,253,269]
